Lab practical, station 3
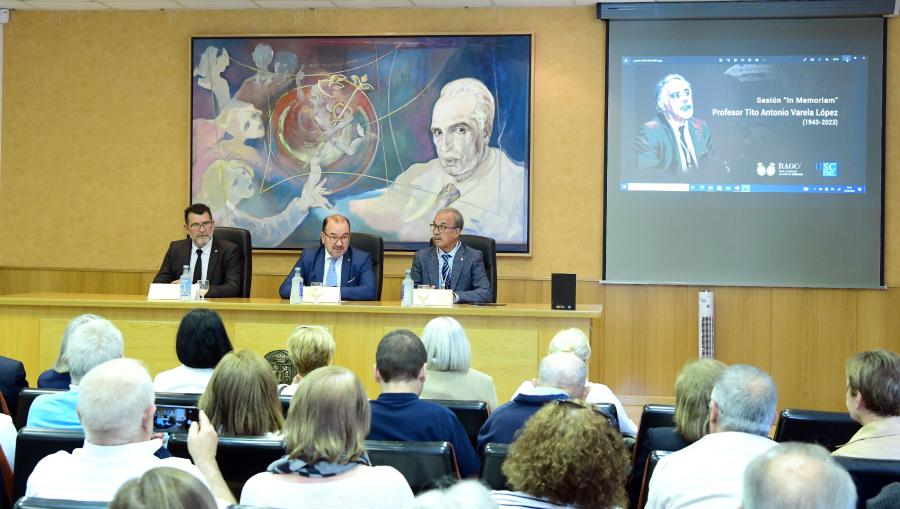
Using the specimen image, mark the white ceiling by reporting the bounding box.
[0,0,727,12]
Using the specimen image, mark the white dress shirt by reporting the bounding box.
[152,364,214,393]
[189,237,213,281]
[0,414,15,471]
[26,439,208,502]
[645,431,777,509]
[241,465,414,509]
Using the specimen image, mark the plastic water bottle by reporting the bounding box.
[290,267,303,304]
[401,269,414,307]
[179,265,192,301]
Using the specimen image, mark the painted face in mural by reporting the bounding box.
[229,105,265,140]
[227,164,255,203]
[430,93,488,183]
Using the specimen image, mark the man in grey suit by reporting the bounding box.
[410,207,492,304]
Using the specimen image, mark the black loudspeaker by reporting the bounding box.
[551,273,576,310]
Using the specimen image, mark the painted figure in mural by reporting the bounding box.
[196,159,330,246]
[193,46,232,113]
[192,100,268,190]
[307,78,368,158]
[235,50,302,114]
[348,78,527,244]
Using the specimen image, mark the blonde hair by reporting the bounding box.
[199,350,284,436]
[284,366,369,464]
[422,317,471,372]
[110,467,217,509]
[196,159,253,211]
[673,358,727,443]
[286,325,336,377]
[548,328,591,362]
[846,349,900,416]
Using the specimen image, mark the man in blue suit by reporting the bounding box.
[411,207,492,304]
[278,214,376,301]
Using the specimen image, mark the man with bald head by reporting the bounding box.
[742,442,856,509]
[26,358,235,505]
[476,352,588,453]
[349,77,527,244]
[278,213,376,301]
[646,364,778,509]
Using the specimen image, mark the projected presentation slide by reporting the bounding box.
[618,55,869,195]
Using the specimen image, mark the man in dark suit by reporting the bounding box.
[278,214,376,301]
[0,355,28,418]
[411,207,492,304]
[635,74,715,176]
[152,203,243,298]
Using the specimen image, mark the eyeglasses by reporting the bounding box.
[188,221,214,231]
[430,223,460,233]
[324,233,350,243]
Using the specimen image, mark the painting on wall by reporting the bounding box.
[190,35,532,253]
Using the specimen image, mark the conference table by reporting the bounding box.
[0,292,602,402]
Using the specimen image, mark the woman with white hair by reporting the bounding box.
[419,316,498,410]
[511,328,637,435]
[38,313,103,389]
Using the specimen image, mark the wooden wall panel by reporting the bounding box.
[6,267,900,411]
[770,289,857,411]
[714,287,771,369]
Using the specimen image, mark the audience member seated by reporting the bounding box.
[412,480,496,509]
[833,349,900,460]
[27,318,124,429]
[491,399,629,508]
[279,325,335,397]
[512,328,636,435]
[742,442,856,509]
[110,466,218,509]
[477,352,585,453]
[367,329,480,478]
[0,410,14,470]
[153,309,234,393]
[25,358,235,505]
[198,350,284,436]
[419,316,498,410]
[630,358,727,498]
[0,354,27,422]
[645,364,778,509]
[37,314,102,389]
[240,366,415,508]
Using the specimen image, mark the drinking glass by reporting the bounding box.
[309,282,323,303]
[198,280,210,301]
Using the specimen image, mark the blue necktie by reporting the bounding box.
[441,253,452,289]
[326,258,337,287]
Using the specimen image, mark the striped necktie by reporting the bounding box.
[440,253,452,289]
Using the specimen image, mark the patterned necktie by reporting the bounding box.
[326,258,337,287]
[679,125,696,170]
[440,253,452,289]
[193,249,203,283]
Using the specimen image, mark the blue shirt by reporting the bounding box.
[368,392,480,478]
[27,387,82,429]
